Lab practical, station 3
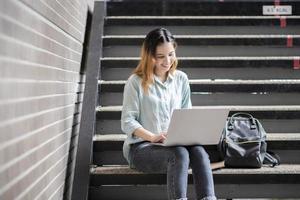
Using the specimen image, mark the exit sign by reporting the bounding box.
[263,5,292,15]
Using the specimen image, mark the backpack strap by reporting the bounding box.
[228,112,256,130]
[264,151,280,167]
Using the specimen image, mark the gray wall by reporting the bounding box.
[0,0,93,199]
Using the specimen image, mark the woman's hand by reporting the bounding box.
[150,132,167,143]
[133,128,167,143]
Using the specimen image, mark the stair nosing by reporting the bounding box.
[96,105,300,112]
[91,164,300,175]
[98,79,300,85]
[101,56,300,61]
[93,133,300,142]
[103,35,300,39]
[106,16,300,19]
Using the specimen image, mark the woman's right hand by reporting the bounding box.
[133,128,167,143]
[150,132,167,143]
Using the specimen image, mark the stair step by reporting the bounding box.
[100,93,300,106]
[107,1,300,16]
[101,68,300,81]
[91,163,300,177]
[99,79,300,92]
[97,105,300,114]
[96,105,300,134]
[105,16,300,26]
[96,106,300,135]
[103,45,300,57]
[105,25,300,35]
[92,133,300,165]
[89,164,300,199]
[101,56,299,69]
[93,133,300,151]
[98,80,300,106]
[100,57,300,80]
[101,56,300,60]
[90,184,300,200]
[90,164,300,199]
[103,35,300,46]
[93,133,300,142]
[90,164,300,185]
[96,105,300,119]
[96,119,300,135]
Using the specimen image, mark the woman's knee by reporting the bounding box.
[189,146,210,161]
[169,146,190,164]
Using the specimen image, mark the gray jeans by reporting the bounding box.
[129,142,217,200]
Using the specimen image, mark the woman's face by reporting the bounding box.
[153,42,176,76]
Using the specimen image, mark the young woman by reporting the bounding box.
[121,28,217,200]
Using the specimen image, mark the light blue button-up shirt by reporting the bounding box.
[121,70,192,164]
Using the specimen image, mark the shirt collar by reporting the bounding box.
[168,72,174,80]
[154,71,174,87]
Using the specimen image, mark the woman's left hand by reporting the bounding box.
[150,132,167,143]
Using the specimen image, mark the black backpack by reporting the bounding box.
[218,113,279,168]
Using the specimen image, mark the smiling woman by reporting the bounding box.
[121,28,217,200]
[154,42,177,82]
[133,28,178,93]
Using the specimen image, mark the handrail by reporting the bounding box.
[70,1,106,200]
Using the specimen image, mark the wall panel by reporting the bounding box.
[20,0,83,41]
[0,0,93,199]
[0,1,83,53]
[1,59,79,82]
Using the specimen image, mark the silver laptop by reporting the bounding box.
[158,107,229,146]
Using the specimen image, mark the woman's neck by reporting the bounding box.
[154,69,168,83]
[155,72,167,83]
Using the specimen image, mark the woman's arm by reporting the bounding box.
[181,73,192,108]
[121,76,143,137]
[121,76,166,143]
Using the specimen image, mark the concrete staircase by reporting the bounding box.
[88,1,300,199]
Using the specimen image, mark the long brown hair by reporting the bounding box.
[134,28,178,93]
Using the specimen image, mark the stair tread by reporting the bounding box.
[99,79,300,93]
[103,34,300,46]
[106,1,300,18]
[101,56,300,60]
[93,133,300,142]
[91,164,300,175]
[99,79,300,85]
[96,105,300,112]
[105,16,300,26]
[106,16,300,19]
[103,46,300,57]
[103,34,300,38]
[105,25,300,35]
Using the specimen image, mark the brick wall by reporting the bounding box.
[0,0,93,199]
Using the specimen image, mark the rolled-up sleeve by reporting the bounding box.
[121,76,143,137]
[181,74,192,108]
